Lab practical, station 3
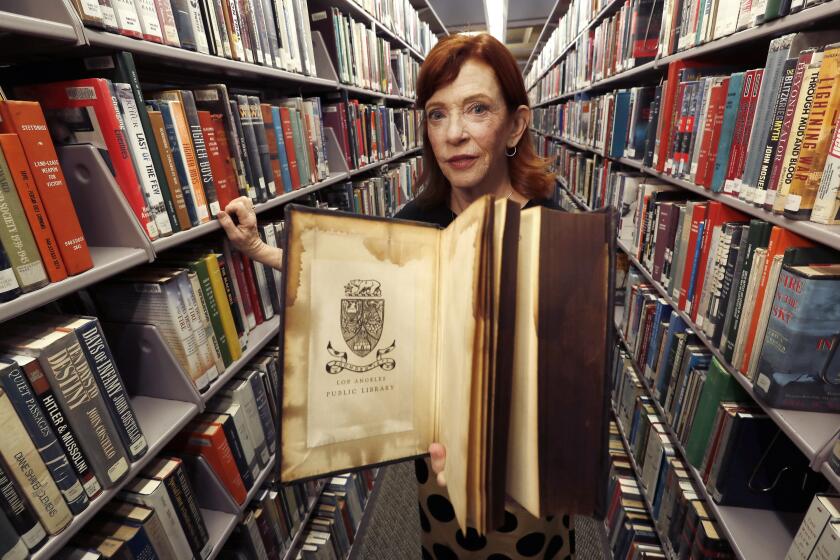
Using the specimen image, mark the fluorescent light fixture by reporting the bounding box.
[483,0,508,43]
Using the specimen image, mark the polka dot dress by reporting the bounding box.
[415,458,575,559]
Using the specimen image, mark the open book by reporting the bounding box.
[280,196,613,533]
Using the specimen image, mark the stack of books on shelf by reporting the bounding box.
[605,419,667,559]
[310,1,421,96]
[787,494,840,559]
[322,155,422,216]
[285,470,377,560]
[0,313,149,555]
[351,0,437,55]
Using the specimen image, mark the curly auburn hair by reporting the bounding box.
[413,33,554,208]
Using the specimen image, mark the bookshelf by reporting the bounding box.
[535,130,840,251]
[616,238,840,472]
[0,0,431,556]
[526,0,840,97]
[613,311,804,560]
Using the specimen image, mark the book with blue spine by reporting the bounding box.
[754,263,840,412]
[610,91,632,158]
[684,220,706,313]
[644,300,673,381]
[710,72,745,192]
[653,312,688,400]
[151,99,199,226]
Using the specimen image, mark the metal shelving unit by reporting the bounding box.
[616,239,840,472]
[0,2,427,557]
[613,323,803,560]
[537,130,840,252]
[527,1,840,100]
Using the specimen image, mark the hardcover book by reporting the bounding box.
[280,197,613,533]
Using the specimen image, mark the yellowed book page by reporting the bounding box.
[436,197,490,532]
[282,210,438,481]
[506,208,541,518]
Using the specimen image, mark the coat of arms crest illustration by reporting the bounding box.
[326,279,396,374]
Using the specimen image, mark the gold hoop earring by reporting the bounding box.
[506,146,517,157]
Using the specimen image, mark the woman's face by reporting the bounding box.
[424,59,517,192]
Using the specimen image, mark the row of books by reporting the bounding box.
[616,167,840,412]
[312,5,421,96]
[68,0,435,79]
[613,321,823,513]
[289,471,376,560]
[788,494,840,559]
[321,155,423,217]
[88,232,282,393]
[541,32,840,225]
[606,421,668,559]
[349,0,437,55]
[526,0,831,92]
[0,314,151,547]
[221,476,324,560]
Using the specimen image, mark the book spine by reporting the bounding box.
[724,70,757,191]
[228,99,256,200]
[148,110,192,230]
[191,260,232,366]
[216,251,248,344]
[134,0,165,42]
[278,107,301,189]
[154,0,182,46]
[17,355,102,499]
[33,334,131,487]
[236,97,267,201]
[0,362,89,514]
[220,0,245,61]
[115,52,181,232]
[184,426,246,503]
[213,414,254,488]
[74,319,148,461]
[0,135,66,283]
[0,150,49,292]
[270,107,293,193]
[120,480,193,558]
[248,97,277,198]
[260,104,283,192]
[712,74,745,192]
[0,243,21,303]
[0,462,47,551]
[172,460,212,558]
[242,371,276,455]
[156,464,209,558]
[753,58,797,207]
[0,387,72,535]
[157,101,200,227]
[223,385,268,467]
[115,83,173,237]
[181,91,219,216]
[175,272,219,382]
[198,112,238,211]
[812,115,840,224]
[205,253,243,359]
[188,0,212,53]
[111,0,144,38]
[0,508,27,560]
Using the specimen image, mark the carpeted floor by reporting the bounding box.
[353,462,610,559]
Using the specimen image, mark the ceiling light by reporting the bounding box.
[483,0,508,43]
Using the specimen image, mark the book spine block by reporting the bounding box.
[754,59,797,206]
[172,461,212,558]
[148,110,191,230]
[243,371,276,455]
[0,135,66,283]
[812,116,840,224]
[0,102,91,276]
[0,388,72,535]
[154,0,182,46]
[215,414,254,488]
[74,319,148,460]
[197,112,238,211]
[186,269,225,375]
[37,335,131,487]
[194,258,233,365]
[182,91,219,216]
[215,252,247,344]
[156,466,208,558]
[0,462,47,551]
[134,0,165,42]
[115,83,173,237]
[0,150,49,292]
[17,355,102,499]
[0,362,89,514]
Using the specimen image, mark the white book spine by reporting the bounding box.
[809,522,840,560]
[811,117,840,224]
[187,271,225,376]
[121,481,194,560]
[79,0,105,21]
[188,0,211,54]
[115,83,173,237]
[222,386,269,466]
[174,273,218,383]
[112,0,144,35]
[134,0,165,41]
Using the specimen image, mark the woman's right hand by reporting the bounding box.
[429,443,447,487]
[217,196,283,270]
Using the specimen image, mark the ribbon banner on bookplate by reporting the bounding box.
[307,259,416,448]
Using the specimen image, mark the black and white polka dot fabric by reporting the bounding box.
[415,459,575,559]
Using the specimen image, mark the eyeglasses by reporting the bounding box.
[424,101,501,132]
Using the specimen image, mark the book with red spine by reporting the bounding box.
[695,78,730,188]
[689,202,749,323]
[221,241,255,331]
[15,80,155,239]
[239,253,264,326]
[197,111,239,212]
[277,107,301,190]
[0,134,67,283]
[724,70,759,190]
[656,62,714,172]
[0,101,93,275]
[678,202,709,312]
[176,420,247,504]
[323,103,352,170]
[733,69,764,188]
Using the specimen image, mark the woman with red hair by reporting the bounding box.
[218,32,572,559]
[395,33,573,560]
